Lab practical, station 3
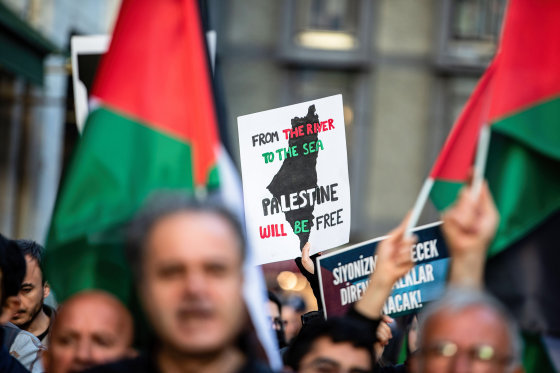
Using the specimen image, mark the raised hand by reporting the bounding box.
[373,214,417,288]
[301,242,315,274]
[442,181,499,258]
[374,315,394,361]
[355,214,417,318]
[442,180,499,288]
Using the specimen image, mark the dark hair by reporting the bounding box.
[0,234,26,307]
[14,239,45,283]
[126,191,246,281]
[284,295,306,313]
[267,291,282,315]
[284,317,375,370]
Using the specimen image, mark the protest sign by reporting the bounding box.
[238,94,351,265]
[70,35,110,132]
[317,222,449,318]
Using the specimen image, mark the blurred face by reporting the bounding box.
[267,300,282,331]
[283,305,303,342]
[299,337,372,373]
[267,300,287,348]
[415,306,514,373]
[11,255,49,328]
[44,294,133,373]
[139,211,245,355]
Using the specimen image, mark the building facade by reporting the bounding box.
[0,0,503,246]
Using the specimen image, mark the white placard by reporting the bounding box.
[238,94,351,265]
[70,35,110,133]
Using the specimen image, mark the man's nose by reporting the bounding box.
[74,340,95,365]
[183,270,207,295]
[449,351,472,373]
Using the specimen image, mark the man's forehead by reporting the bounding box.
[429,304,503,324]
[310,336,367,354]
[24,254,40,266]
[267,300,280,317]
[57,295,127,327]
[23,255,42,278]
[423,305,510,345]
[146,211,243,255]
[306,337,372,368]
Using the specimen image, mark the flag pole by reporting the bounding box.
[405,178,434,238]
[471,124,491,198]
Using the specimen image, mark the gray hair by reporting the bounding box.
[126,191,246,282]
[418,287,522,371]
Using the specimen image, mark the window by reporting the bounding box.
[278,0,373,69]
[436,0,506,72]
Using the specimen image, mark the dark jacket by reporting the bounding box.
[82,354,277,373]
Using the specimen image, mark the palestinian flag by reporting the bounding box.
[45,0,221,305]
[46,1,282,367]
[430,0,560,256]
[427,0,560,369]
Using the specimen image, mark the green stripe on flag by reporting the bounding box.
[46,106,219,303]
[492,96,560,161]
[50,106,199,242]
[522,332,556,373]
[44,237,132,303]
[430,180,463,211]
[486,131,560,256]
[208,164,220,187]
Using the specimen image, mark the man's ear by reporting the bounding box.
[43,281,51,299]
[0,296,21,324]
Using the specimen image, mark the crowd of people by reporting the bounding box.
[0,180,525,372]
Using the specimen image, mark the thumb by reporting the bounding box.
[301,242,315,274]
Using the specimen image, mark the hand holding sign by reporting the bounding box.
[374,315,394,361]
[318,221,449,318]
[354,215,417,319]
[238,95,351,265]
[301,242,316,274]
[442,180,499,288]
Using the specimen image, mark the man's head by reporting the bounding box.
[0,234,27,324]
[267,291,287,348]
[10,240,50,329]
[285,317,374,373]
[283,295,306,343]
[126,193,247,356]
[412,289,522,373]
[43,290,134,373]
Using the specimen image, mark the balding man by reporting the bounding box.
[43,290,134,373]
[410,181,523,373]
[411,289,523,373]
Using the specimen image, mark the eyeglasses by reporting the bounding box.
[422,341,513,367]
[299,358,371,373]
[270,316,287,330]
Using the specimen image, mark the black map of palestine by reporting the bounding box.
[267,105,320,251]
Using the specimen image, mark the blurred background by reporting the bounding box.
[0,0,505,309]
